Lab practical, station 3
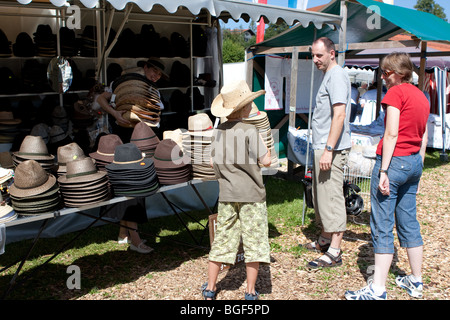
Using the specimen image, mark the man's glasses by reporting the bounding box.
[381,69,395,77]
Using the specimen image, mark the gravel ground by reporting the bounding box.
[75,159,449,301]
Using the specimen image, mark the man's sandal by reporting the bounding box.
[201,282,216,300]
[307,252,342,269]
[301,241,330,253]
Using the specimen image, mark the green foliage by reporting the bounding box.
[414,0,447,21]
[222,38,246,63]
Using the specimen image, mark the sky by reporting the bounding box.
[222,0,450,29]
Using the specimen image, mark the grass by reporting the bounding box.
[0,149,448,300]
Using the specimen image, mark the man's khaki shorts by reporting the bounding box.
[209,201,271,265]
[312,148,349,233]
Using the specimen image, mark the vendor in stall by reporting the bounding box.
[95,58,167,254]
[97,58,166,142]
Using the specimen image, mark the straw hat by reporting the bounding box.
[9,159,56,198]
[58,157,106,184]
[211,80,265,118]
[183,113,214,137]
[57,142,87,173]
[13,135,55,161]
[153,139,190,170]
[0,111,21,125]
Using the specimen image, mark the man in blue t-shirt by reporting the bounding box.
[302,37,351,270]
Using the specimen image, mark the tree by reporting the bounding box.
[414,0,447,21]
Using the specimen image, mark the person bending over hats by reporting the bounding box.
[201,81,271,300]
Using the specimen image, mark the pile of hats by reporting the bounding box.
[0,202,16,223]
[56,142,87,177]
[58,157,110,208]
[112,59,167,128]
[12,135,55,173]
[89,134,123,171]
[130,122,160,158]
[181,114,215,181]
[30,123,50,144]
[0,29,11,57]
[0,111,21,144]
[33,24,56,57]
[59,26,78,57]
[9,160,62,216]
[106,143,159,197]
[243,105,279,169]
[153,139,191,185]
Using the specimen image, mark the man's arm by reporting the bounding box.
[97,91,131,127]
[319,103,346,171]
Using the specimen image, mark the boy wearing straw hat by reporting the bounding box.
[202,80,271,300]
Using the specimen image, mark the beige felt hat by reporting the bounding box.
[211,80,265,118]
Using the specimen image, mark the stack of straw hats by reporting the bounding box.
[181,114,215,181]
[130,122,160,158]
[0,111,21,144]
[243,105,279,169]
[89,134,123,171]
[112,69,162,128]
[106,143,159,197]
[9,160,62,215]
[163,128,185,150]
[58,157,111,208]
[153,139,191,185]
[56,142,87,177]
[12,135,55,172]
[0,202,16,223]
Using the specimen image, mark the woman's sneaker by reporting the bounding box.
[344,285,387,300]
[395,275,423,298]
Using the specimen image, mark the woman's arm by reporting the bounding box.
[379,105,400,196]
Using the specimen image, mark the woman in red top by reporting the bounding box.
[345,52,429,300]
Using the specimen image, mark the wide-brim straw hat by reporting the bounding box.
[9,159,57,198]
[89,134,123,163]
[211,80,265,118]
[244,103,268,122]
[13,135,55,161]
[183,113,214,137]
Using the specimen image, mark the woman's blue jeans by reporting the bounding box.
[370,153,424,254]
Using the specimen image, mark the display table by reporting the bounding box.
[1,179,218,299]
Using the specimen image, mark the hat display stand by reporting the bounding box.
[130,121,160,158]
[9,160,62,216]
[58,157,111,208]
[12,135,55,173]
[181,114,215,181]
[106,143,160,197]
[243,105,279,169]
[152,139,192,185]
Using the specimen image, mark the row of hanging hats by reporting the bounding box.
[181,113,215,181]
[243,104,279,169]
[9,159,62,216]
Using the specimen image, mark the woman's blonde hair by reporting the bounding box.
[380,52,414,83]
